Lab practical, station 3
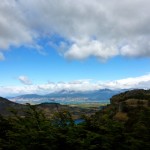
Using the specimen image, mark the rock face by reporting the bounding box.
[110,89,150,105]
[110,89,150,113]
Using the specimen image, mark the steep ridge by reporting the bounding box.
[110,89,150,104]
[107,89,150,121]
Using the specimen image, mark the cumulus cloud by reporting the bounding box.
[65,39,118,61]
[0,74,150,96]
[0,0,35,49]
[18,76,32,85]
[0,0,150,61]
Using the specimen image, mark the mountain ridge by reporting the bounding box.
[8,89,127,104]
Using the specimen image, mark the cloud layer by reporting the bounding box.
[1,74,150,96]
[0,0,150,61]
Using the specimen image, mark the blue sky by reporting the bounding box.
[1,44,150,86]
[0,0,150,96]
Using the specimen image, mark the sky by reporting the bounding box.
[0,0,150,96]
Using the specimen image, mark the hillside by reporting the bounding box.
[0,97,24,115]
[110,89,150,104]
[0,97,98,119]
[96,89,150,122]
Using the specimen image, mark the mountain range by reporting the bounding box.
[8,89,127,104]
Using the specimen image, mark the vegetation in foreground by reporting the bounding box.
[0,89,150,150]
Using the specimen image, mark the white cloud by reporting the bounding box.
[0,0,35,49]
[18,76,32,85]
[101,74,150,89]
[65,39,118,61]
[0,0,150,61]
[0,74,150,97]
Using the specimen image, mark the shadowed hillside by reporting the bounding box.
[0,97,99,119]
[0,97,25,115]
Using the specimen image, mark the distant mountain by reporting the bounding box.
[11,94,43,99]
[9,89,127,104]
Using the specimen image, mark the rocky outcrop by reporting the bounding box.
[110,89,150,113]
[110,89,150,104]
